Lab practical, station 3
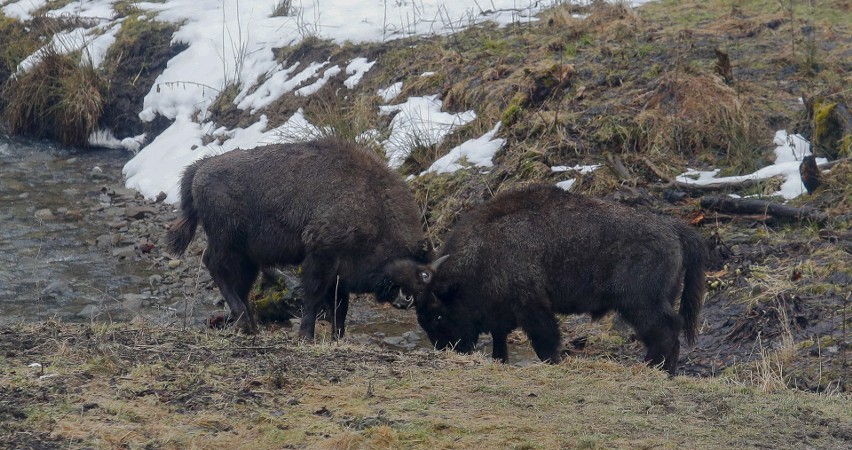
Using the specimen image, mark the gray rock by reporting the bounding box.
[90,166,108,180]
[40,280,74,299]
[62,188,79,196]
[382,336,406,346]
[64,210,83,221]
[77,304,101,319]
[402,330,421,341]
[120,294,151,311]
[34,209,54,220]
[112,245,137,259]
[125,206,158,219]
[111,187,138,199]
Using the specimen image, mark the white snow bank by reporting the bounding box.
[381,95,476,169]
[344,58,376,89]
[377,82,403,102]
[123,110,319,202]
[423,123,504,174]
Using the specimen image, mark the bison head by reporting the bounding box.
[383,255,479,354]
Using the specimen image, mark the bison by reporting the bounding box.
[166,138,430,339]
[387,184,707,375]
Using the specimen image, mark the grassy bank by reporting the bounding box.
[1,322,850,449]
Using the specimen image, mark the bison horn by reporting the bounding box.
[430,254,450,272]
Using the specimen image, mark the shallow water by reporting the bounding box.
[0,137,164,325]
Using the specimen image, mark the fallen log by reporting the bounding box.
[644,157,849,193]
[700,196,832,223]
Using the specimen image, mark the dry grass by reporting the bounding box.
[2,48,105,146]
[2,322,851,449]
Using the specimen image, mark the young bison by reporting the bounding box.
[166,138,430,339]
[387,184,707,375]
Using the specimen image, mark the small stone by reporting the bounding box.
[148,274,163,286]
[41,280,73,299]
[402,330,421,341]
[18,193,29,199]
[95,234,112,248]
[56,207,69,215]
[120,294,150,311]
[155,191,168,203]
[112,245,137,259]
[62,188,79,196]
[34,209,54,220]
[77,304,100,319]
[91,166,108,180]
[382,336,406,346]
[124,206,158,220]
[110,221,129,230]
[64,210,83,221]
[65,158,78,164]
[167,259,182,268]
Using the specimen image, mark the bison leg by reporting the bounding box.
[622,304,683,376]
[518,308,562,364]
[490,330,510,363]
[203,248,259,333]
[298,254,340,340]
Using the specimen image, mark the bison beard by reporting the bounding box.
[165,138,430,339]
[386,184,708,375]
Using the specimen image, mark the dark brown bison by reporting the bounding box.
[166,138,430,339]
[387,184,707,375]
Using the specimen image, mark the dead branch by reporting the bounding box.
[700,196,832,223]
[605,152,632,182]
[642,157,763,192]
[645,157,849,193]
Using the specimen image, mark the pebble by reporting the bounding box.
[34,209,54,220]
[124,206,158,219]
[112,245,137,259]
[64,210,83,221]
[91,166,108,180]
[77,304,101,319]
[40,280,74,299]
[95,234,113,248]
[167,259,182,268]
[120,294,151,311]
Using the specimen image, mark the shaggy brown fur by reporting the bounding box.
[387,184,707,375]
[166,138,430,338]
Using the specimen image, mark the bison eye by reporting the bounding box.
[419,271,430,283]
[436,315,442,322]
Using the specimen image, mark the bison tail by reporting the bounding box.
[677,225,708,345]
[165,162,202,256]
